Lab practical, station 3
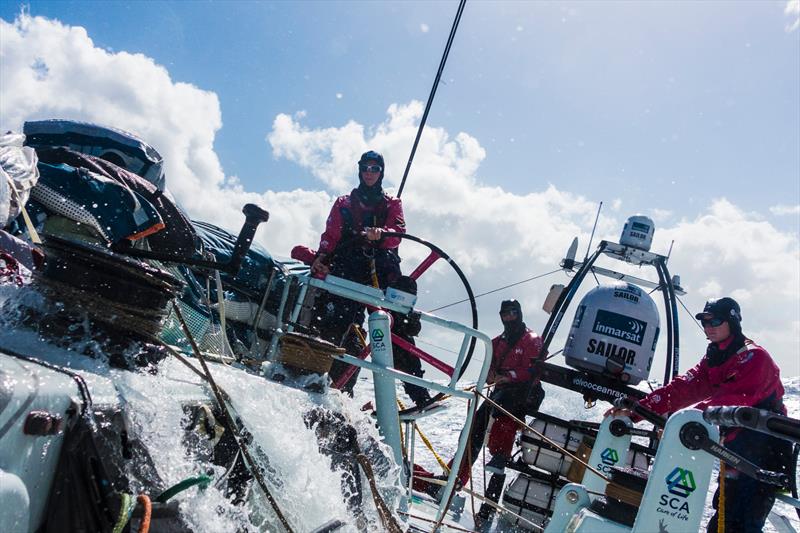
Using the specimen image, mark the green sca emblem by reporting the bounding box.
[372,329,385,342]
[601,448,619,466]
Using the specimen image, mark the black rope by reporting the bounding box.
[427,268,561,312]
[397,0,467,198]
[1,348,93,416]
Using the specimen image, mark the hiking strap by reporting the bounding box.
[718,462,726,533]
[5,173,41,244]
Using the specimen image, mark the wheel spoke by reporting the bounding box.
[410,251,441,280]
[391,333,454,376]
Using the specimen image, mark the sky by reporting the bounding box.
[1,1,799,377]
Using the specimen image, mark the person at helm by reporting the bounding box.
[609,297,792,533]
[292,150,406,392]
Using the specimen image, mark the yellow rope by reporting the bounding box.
[718,462,726,533]
[369,258,380,288]
[352,324,367,347]
[397,400,450,472]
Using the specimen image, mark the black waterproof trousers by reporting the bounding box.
[705,429,794,533]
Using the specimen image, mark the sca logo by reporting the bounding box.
[601,448,619,466]
[371,329,385,342]
[665,467,696,497]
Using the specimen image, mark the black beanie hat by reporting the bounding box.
[500,299,523,321]
[695,297,742,333]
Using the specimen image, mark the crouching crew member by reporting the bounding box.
[426,300,545,512]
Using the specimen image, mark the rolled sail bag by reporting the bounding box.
[35,147,197,256]
[23,119,166,190]
[30,162,163,243]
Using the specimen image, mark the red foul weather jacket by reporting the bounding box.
[490,329,545,385]
[639,339,785,441]
[317,190,405,256]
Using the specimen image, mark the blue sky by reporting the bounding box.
[2,1,799,375]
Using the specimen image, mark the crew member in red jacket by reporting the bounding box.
[448,300,546,489]
[292,150,405,392]
[611,297,792,533]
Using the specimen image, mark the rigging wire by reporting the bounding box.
[676,294,705,332]
[415,338,461,355]
[397,0,467,198]
[427,268,562,312]
[584,201,603,261]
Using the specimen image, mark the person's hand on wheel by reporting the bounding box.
[311,254,330,276]
[365,227,383,241]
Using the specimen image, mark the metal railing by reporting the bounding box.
[265,272,494,523]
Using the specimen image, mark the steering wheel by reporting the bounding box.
[330,231,479,415]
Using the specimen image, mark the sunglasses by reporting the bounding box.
[701,317,725,328]
[500,310,518,317]
[359,164,383,173]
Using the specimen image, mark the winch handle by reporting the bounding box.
[614,396,668,428]
[227,204,270,275]
[704,406,800,444]
[679,420,791,490]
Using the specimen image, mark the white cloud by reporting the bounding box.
[651,200,799,370]
[420,23,429,33]
[2,12,799,378]
[786,0,800,32]
[770,204,800,216]
[0,13,226,207]
[651,208,673,223]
